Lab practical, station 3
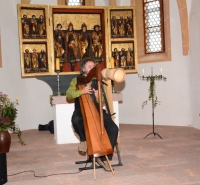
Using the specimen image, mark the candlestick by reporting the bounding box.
[56,71,61,96]
[142,69,144,76]
[110,57,114,68]
[160,68,162,75]
[55,58,60,71]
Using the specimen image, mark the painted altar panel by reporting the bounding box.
[17,4,52,77]
[17,5,138,77]
[50,6,108,74]
[108,7,138,73]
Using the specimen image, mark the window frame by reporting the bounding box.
[65,0,85,6]
[135,0,171,64]
[143,0,165,54]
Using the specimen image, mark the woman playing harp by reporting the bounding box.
[66,57,118,171]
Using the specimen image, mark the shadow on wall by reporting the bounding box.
[114,81,126,93]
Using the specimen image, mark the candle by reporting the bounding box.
[142,69,144,76]
[55,58,60,71]
[160,68,162,75]
[110,57,114,68]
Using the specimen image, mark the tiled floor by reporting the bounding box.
[4,124,200,185]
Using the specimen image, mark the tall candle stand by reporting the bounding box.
[138,67,167,139]
[56,70,61,96]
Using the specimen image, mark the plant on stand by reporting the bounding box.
[0,92,25,150]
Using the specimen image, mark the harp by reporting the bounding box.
[77,64,114,179]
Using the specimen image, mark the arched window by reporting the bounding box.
[66,0,85,6]
[143,0,164,54]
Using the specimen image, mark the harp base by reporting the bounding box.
[75,142,123,171]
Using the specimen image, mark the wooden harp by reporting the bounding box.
[77,64,114,178]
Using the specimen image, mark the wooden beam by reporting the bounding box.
[57,0,66,5]
[85,0,95,6]
[21,0,30,4]
[130,0,135,6]
[109,0,116,6]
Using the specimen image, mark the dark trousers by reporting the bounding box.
[72,109,119,161]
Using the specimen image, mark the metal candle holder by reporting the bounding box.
[138,67,167,139]
[55,70,61,96]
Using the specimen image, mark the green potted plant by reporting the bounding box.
[0,92,25,152]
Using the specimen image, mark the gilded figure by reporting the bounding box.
[24,49,31,71]
[22,14,30,38]
[111,16,118,37]
[37,15,46,37]
[30,15,37,37]
[31,48,39,69]
[54,23,65,58]
[112,48,119,67]
[38,49,47,69]
[91,25,103,59]
[65,22,78,61]
[118,48,126,67]
[78,23,90,59]
[125,16,133,36]
[127,47,134,66]
[118,16,125,36]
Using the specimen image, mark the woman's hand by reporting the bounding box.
[81,85,93,94]
[93,89,99,99]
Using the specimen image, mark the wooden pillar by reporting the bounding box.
[130,0,135,6]
[176,0,189,56]
[85,0,95,6]
[21,0,30,4]
[109,0,116,6]
[57,0,66,5]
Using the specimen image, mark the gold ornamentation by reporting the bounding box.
[110,11,132,19]
[53,14,101,30]
[22,44,46,53]
[20,9,44,19]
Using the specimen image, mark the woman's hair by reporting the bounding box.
[80,57,95,74]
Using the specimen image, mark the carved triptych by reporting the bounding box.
[17,5,138,77]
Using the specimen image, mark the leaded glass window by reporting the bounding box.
[66,0,85,6]
[143,0,164,53]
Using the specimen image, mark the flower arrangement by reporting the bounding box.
[0,92,25,145]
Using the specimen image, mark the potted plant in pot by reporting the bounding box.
[0,92,25,153]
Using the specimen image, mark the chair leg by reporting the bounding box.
[113,142,123,166]
[105,155,115,175]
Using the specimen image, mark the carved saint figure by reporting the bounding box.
[118,16,125,36]
[54,23,65,58]
[30,15,37,37]
[24,49,31,71]
[78,23,90,59]
[112,48,119,67]
[119,48,127,67]
[65,22,78,61]
[125,16,133,36]
[127,47,134,66]
[37,15,46,37]
[22,14,30,38]
[91,25,103,59]
[31,48,39,69]
[38,49,47,69]
[111,16,118,36]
